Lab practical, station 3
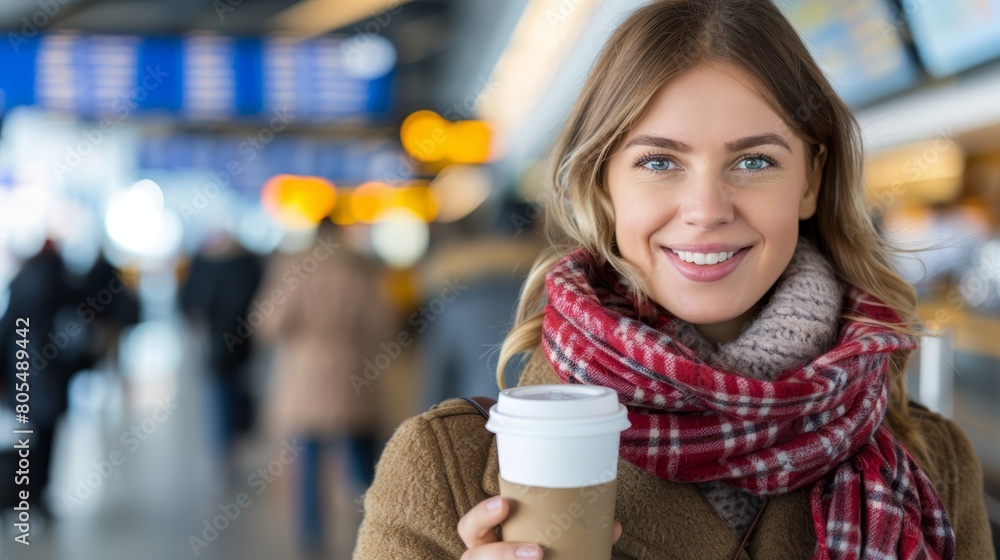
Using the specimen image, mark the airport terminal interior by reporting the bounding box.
[0,0,998,558]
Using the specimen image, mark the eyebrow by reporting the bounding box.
[622,133,792,153]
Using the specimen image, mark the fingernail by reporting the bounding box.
[486,496,502,511]
[515,545,541,558]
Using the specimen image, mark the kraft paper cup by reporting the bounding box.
[485,384,631,560]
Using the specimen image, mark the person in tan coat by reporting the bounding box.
[354,1,996,558]
[256,221,396,553]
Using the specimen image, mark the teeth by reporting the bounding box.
[671,249,736,265]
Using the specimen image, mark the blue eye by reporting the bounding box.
[633,153,778,175]
[735,156,774,172]
[641,158,672,171]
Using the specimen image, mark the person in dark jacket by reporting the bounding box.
[179,233,263,472]
[0,240,79,517]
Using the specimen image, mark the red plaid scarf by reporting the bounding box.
[541,247,956,560]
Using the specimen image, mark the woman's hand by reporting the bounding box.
[458,496,623,559]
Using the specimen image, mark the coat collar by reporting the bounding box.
[481,348,816,559]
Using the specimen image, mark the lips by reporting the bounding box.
[661,245,752,282]
[665,243,750,253]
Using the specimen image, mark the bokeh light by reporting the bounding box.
[388,184,438,222]
[350,181,391,223]
[400,110,493,164]
[3,182,53,258]
[400,110,450,163]
[105,180,183,261]
[446,120,492,164]
[261,174,338,227]
[370,208,430,268]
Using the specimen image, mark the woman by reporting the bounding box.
[354,1,994,558]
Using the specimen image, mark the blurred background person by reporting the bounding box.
[0,239,80,519]
[179,231,264,485]
[254,219,395,556]
[417,195,546,410]
[70,250,140,374]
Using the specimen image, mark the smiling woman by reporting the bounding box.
[605,62,827,343]
[353,1,996,559]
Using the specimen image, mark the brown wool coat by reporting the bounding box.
[354,347,996,559]
[256,247,396,439]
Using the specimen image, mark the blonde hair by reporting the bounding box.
[496,0,930,466]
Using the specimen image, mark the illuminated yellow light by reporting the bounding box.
[447,120,492,164]
[262,174,337,227]
[401,110,449,162]
[351,181,391,223]
[388,185,438,222]
[400,110,492,164]
[331,189,356,225]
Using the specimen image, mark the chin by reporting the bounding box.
[656,296,753,326]
[672,310,740,326]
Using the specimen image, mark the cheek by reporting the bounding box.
[612,188,671,256]
[742,186,802,237]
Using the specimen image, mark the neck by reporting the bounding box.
[693,300,762,347]
[694,312,749,349]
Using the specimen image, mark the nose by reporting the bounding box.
[678,180,734,230]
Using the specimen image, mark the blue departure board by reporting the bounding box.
[0,33,395,122]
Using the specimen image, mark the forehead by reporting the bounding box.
[629,62,795,151]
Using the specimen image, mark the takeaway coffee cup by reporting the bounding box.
[485,384,630,560]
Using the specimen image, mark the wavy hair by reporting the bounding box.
[496,0,930,466]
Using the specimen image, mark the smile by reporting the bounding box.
[661,245,752,282]
[669,249,736,265]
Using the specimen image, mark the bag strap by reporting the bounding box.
[460,396,496,420]
[730,497,770,560]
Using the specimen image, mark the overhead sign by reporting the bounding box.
[0,33,396,122]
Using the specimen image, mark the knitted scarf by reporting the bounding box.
[670,237,845,537]
[541,242,956,560]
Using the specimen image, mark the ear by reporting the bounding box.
[799,143,827,220]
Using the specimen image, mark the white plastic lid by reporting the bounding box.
[497,384,620,417]
[485,384,629,438]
